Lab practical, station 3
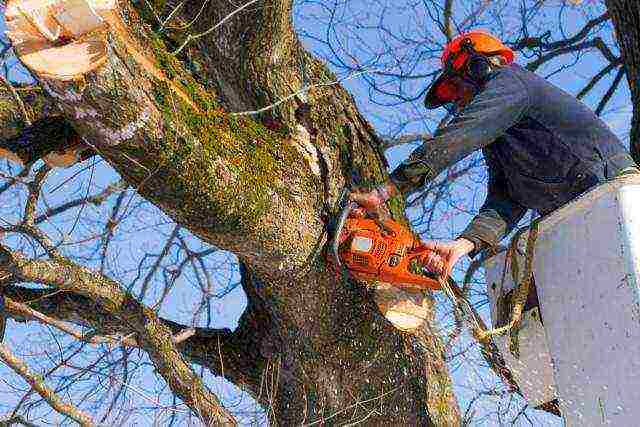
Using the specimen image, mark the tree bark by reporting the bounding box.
[3,0,460,424]
[606,0,640,162]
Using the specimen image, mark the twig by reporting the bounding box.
[302,387,399,426]
[595,66,625,116]
[230,68,371,116]
[4,297,138,347]
[458,0,493,29]
[35,180,127,225]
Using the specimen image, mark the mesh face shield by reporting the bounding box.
[430,73,480,114]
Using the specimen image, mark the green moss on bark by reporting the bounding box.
[124,76,306,234]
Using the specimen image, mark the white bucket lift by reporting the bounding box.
[484,174,640,426]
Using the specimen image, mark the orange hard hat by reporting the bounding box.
[424,30,515,109]
[442,30,514,70]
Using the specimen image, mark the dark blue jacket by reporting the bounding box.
[390,64,636,254]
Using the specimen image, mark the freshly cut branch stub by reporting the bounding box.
[5,0,113,80]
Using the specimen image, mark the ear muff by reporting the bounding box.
[457,38,493,83]
[465,54,492,82]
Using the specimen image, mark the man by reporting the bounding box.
[353,30,637,278]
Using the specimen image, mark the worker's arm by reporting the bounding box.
[419,159,528,276]
[458,155,528,257]
[389,68,530,195]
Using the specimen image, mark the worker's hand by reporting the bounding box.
[349,188,386,219]
[421,238,475,278]
[349,183,398,221]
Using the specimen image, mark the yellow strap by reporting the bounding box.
[476,222,539,342]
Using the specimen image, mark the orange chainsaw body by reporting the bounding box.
[337,212,441,290]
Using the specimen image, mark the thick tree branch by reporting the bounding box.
[3,0,392,280]
[5,0,332,279]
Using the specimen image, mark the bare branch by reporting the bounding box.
[443,0,454,40]
[0,246,237,425]
[595,65,626,116]
[513,12,610,52]
[34,180,128,225]
[23,164,50,226]
[526,37,616,72]
[577,60,622,100]
[0,343,94,426]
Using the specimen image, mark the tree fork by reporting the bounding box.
[4,0,461,424]
[6,0,325,277]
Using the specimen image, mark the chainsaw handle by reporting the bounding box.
[332,193,356,268]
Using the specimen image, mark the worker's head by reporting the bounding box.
[424,30,515,112]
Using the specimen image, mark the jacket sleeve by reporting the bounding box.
[458,154,527,257]
[389,68,530,195]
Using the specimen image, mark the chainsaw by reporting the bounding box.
[328,189,526,394]
[330,192,441,290]
[329,189,522,391]
[330,189,487,329]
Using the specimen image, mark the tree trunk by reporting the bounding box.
[606,0,640,163]
[4,0,460,424]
